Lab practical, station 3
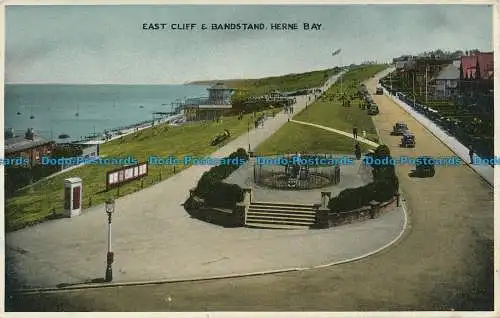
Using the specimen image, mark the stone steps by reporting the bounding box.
[246,201,316,229]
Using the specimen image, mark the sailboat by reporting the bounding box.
[30,106,35,119]
[75,105,79,117]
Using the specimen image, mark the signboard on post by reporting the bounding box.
[106,162,148,190]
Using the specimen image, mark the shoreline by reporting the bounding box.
[73,112,184,145]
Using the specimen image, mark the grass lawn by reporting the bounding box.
[294,64,388,142]
[192,68,341,97]
[255,121,374,156]
[5,114,257,232]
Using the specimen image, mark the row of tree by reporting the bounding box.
[393,49,481,62]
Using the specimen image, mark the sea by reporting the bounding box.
[4,84,209,142]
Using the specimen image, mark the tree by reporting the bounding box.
[475,58,481,80]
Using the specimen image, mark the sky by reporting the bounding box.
[6,4,493,84]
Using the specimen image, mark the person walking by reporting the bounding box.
[469,145,474,164]
[353,126,358,139]
[354,141,362,160]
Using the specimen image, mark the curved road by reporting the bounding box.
[7,69,494,311]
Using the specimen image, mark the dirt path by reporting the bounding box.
[7,71,494,311]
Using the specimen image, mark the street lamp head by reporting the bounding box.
[105,199,115,214]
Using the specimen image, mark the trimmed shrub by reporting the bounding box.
[374,144,391,158]
[194,148,248,208]
[328,145,399,213]
[205,182,244,209]
[328,183,377,212]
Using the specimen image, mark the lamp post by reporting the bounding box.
[104,199,115,282]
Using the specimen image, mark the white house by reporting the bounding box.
[430,62,460,99]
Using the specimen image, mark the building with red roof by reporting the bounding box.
[460,52,493,80]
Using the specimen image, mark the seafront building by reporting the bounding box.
[5,128,54,164]
[182,83,236,121]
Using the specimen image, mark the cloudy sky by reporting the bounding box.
[6,4,493,84]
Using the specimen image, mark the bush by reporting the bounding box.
[328,145,399,213]
[374,144,391,158]
[328,183,376,212]
[205,182,244,209]
[194,148,248,208]
[5,163,61,197]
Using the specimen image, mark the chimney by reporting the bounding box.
[25,128,34,140]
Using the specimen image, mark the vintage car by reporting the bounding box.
[368,103,379,115]
[400,132,416,148]
[415,156,435,177]
[376,87,383,95]
[392,122,409,136]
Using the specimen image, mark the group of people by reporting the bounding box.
[254,113,266,128]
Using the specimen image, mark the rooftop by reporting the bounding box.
[5,135,53,154]
[209,82,235,90]
[434,63,460,80]
[461,52,493,80]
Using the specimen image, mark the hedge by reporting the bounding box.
[194,148,248,208]
[328,145,399,213]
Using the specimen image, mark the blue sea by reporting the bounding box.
[4,84,209,142]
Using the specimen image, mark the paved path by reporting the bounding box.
[380,70,493,186]
[291,120,379,148]
[6,71,405,291]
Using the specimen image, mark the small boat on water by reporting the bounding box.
[58,133,70,139]
[139,105,145,108]
[29,106,35,119]
[17,111,22,115]
[75,105,80,117]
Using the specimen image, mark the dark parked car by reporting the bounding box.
[392,122,409,136]
[368,103,379,115]
[400,132,415,148]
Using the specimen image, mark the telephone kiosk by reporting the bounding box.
[64,177,83,217]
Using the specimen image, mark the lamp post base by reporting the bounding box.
[105,265,113,282]
[105,251,114,282]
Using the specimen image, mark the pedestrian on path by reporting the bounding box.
[469,145,474,164]
[353,126,358,139]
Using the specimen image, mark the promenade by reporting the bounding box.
[6,71,406,291]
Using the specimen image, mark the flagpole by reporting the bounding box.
[412,72,416,107]
[340,54,343,96]
[331,48,343,97]
[425,64,428,103]
[390,69,393,91]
